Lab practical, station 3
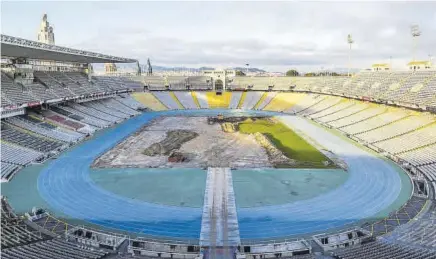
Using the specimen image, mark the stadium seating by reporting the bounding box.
[53,105,109,128]
[383,202,436,249]
[6,116,83,143]
[318,101,369,123]
[26,83,55,101]
[1,72,35,105]
[167,76,188,90]
[290,71,436,108]
[240,92,263,109]
[1,198,109,259]
[131,92,168,110]
[144,76,167,90]
[255,92,278,110]
[3,68,436,258]
[153,92,181,109]
[98,98,140,116]
[229,91,242,109]
[329,105,387,128]
[205,92,232,108]
[1,123,65,153]
[65,72,107,93]
[286,94,326,114]
[374,123,436,154]
[93,76,141,91]
[187,76,212,90]
[0,142,44,166]
[70,103,122,123]
[0,72,142,108]
[173,92,199,109]
[354,115,435,143]
[194,91,209,108]
[332,240,436,259]
[1,199,47,249]
[310,100,355,119]
[1,162,22,181]
[263,92,304,112]
[33,71,76,98]
[298,96,342,116]
[81,101,128,120]
[418,163,436,181]
[397,144,436,167]
[339,108,408,135]
[410,76,436,107]
[270,77,295,90]
[116,94,147,110]
[1,239,109,259]
[45,71,92,95]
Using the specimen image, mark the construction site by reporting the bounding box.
[92,116,272,169]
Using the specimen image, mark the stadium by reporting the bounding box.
[1,8,436,259]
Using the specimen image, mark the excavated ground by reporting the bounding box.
[92,116,271,169]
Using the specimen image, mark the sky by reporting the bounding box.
[1,1,436,72]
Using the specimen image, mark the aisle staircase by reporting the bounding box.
[191,92,201,108]
[131,92,168,111]
[237,92,247,109]
[169,92,184,109]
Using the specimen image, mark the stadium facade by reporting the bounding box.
[1,15,436,259]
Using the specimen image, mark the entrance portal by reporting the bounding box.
[215,79,224,94]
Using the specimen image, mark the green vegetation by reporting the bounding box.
[235,70,246,76]
[238,118,333,168]
[285,69,299,76]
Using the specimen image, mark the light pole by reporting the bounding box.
[347,34,354,77]
[429,55,434,69]
[411,25,421,61]
[389,56,392,70]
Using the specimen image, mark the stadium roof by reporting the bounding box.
[1,34,137,64]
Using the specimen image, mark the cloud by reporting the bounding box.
[2,1,436,72]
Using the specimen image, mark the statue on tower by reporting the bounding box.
[37,14,55,44]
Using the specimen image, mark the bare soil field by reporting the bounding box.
[92,116,271,168]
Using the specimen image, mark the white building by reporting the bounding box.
[407,60,433,70]
[371,63,391,71]
[202,69,235,91]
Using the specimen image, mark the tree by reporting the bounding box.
[235,70,246,76]
[285,70,299,76]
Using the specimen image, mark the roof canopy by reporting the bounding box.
[1,34,137,64]
[371,63,389,67]
[407,60,431,66]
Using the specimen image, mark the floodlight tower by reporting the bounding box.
[411,25,421,61]
[146,58,152,75]
[347,34,354,77]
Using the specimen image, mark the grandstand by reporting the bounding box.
[2,23,436,259]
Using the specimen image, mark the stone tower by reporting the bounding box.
[37,14,55,44]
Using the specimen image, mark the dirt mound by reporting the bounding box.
[143,130,198,156]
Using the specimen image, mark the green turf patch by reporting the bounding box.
[238,118,333,168]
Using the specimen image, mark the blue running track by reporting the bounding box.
[237,116,410,241]
[37,110,410,242]
[38,110,279,241]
